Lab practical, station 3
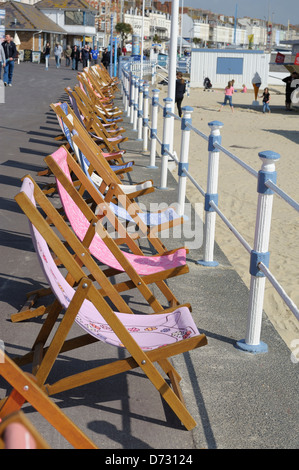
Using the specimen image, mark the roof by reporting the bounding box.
[35,0,96,11]
[2,1,66,33]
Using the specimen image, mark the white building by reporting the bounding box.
[190,48,271,89]
[124,8,171,47]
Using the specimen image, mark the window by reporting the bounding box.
[65,11,84,25]
[65,11,95,26]
[216,57,244,75]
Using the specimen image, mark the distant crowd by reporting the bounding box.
[43,43,130,71]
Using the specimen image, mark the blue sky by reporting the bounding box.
[181,1,299,26]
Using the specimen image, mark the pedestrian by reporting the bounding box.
[64,45,72,67]
[282,72,298,110]
[175,72,186,117]
[91,46,99,65]
[241,84,247,93]
[2,34,17,86]
[252,72,262,101]
[43,42,50,70]
[101,48,110,69]
[260,87,271,113]
[81,44,91,68]
[218,81,234,112]
[122,45,127,56]
[71,45,80,70]
[54,43,63,68]
[0,42,6,80]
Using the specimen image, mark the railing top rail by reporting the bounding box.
[265,180,299,214]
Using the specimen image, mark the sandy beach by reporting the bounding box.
[155,83,299,350]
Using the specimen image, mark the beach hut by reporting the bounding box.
[190,48,271,90]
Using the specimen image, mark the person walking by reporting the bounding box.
[260,87,271,113]
[101,48,110,69]
[54,43,63,68]
[71,45,80,70]
[43,42,50,70]
[218,81,234,112]
[282,72,298,110]
[91,46,99,65]
[81,44,91,68]
[64,45,72,67]
[2,34,17,86]
[0,43,6,80]
[175,72,186,117]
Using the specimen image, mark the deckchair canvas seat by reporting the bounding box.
[53,147,187,275]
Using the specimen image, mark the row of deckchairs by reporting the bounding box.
[2,64,207,447]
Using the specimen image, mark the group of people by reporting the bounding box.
[0,34,18,86]
[43,43,100,71]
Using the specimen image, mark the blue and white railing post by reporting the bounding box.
[151,63,156,85]
[137,79,144,141]
[123,70,129,112]
[237,150,280,354]
[177,106,193,216]
[148,89,160,169]
[197,121,223,267]
[133,78,139,130]
[159,97,173,190]
[128,73,135,119]
[142,81,149,152]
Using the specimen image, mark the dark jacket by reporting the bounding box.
[71,47,80,60]
[2,40,17,60]
[175,79,186,101]
[101,51,110,65]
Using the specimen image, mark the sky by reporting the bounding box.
[180,0,299,26]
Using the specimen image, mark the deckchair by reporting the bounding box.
[53,102,132,173]
[65,85,123,127]
[48,145,184,243]
[18,145,183,326]
[51,102,155,201]
[91,63,120,90]
[15,170,188,324]
[78,71,115,105]
[73,83,124,129]
[13,176,207,430]
[0,349,97,448]
[76,74,123,117]
[66,85,126,145]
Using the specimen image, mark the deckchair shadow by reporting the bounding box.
[12,176,207,431]
[0,349,97,449]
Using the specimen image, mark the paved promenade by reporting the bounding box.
[0,61,298,450]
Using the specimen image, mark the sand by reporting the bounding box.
[154,83,299,351]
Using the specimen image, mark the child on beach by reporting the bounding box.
[241,84,247,93]
[218,81,234,112]
[260,87,271,113]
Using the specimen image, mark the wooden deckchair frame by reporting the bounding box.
[0,350,97,449]
[13,177,207,431]
[50,102,155,201]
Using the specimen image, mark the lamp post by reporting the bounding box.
[140,0,145,79]
[167,0,179,154]
[110,13,113,77]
